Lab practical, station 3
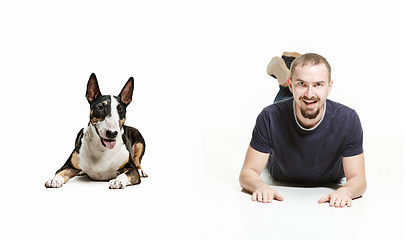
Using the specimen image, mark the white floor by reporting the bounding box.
[200,131,404,240]
[2,130,402,240]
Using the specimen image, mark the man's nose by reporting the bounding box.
[304,85,314,98]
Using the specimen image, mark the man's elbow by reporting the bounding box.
[239,168,248,189]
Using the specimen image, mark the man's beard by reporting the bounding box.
[300,107,321,119]
[299,97,322,119]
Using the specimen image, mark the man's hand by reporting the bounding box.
[251,183,284,203]
[319,153,366,208]
[239,146,284,203]
[318,188,352,208]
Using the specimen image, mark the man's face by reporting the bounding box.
[288,64,332,122]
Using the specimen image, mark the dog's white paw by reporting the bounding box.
[109,174,130,189]
[109,179,125,189]
[45,175,64,188]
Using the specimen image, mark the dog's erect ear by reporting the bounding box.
[86,73,101,103]
[119,77,134,105]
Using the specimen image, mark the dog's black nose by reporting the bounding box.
[106,130,118,139]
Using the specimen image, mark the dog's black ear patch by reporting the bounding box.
[86,73,102,103]
[119,77,134,105]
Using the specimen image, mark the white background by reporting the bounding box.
[1,0,404,239]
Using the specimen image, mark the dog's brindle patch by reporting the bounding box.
[45,73,146,189]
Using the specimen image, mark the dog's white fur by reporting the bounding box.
[45,175,64,188]
[79,97,129,181]
[95,96,121,139]
[109,173,131,189]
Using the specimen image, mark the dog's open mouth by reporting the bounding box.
[94,127,117,149]
[101,137,116,150]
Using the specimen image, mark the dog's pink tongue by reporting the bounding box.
[104,140,116,150]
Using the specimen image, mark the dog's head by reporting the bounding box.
[85,73,134,150]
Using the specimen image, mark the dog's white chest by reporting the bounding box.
[78,140,129,181]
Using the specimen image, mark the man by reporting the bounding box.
[239,53,366,208]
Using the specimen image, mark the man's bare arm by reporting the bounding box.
[319,153,366,207]
[239,146,284,203]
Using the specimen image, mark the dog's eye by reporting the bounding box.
[97,105,104,111]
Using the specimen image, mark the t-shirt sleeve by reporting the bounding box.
[250,109,272,153]
[342,110,364,157]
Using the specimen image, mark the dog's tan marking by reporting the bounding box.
[119,156,130,170]
[119,116,126,128]
[133,143,144,168]
[90,117,103,125]
[71,152,81,170]
[133,143,147,177]
[56,169,80,183]
[102,100,108,106]
[89,110,104,125]
[90,108,105,125]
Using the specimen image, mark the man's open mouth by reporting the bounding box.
[302,99,318,106]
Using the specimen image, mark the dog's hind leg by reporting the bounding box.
[123,126,147,178]
[133,142,147,178]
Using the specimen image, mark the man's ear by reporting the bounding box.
[86,73,101,103]
[327,79,334,95]
[287,77,293,93]
[119,77,134,105]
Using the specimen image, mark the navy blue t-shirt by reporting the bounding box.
[250,98,363,184]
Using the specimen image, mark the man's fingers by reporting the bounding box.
[329,195,337,207]
[257,192,263,202]
[251,192,257,201]
[339,197,352,208]
[335,198,343,208]
[266,192,273,203]
[262,192,269,203]
[347,198,352,207]
[339,198,347,208]
[318,194,330,203]
[274,192,284,201]
[251,189,283,203]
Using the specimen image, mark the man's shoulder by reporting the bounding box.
[263,98,293,114]
[326,99,359,119]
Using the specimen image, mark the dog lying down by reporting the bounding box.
[45,73,147,189]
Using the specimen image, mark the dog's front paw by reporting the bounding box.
[109,174,130,189]
[45,175,64,188]
[109,179,125,189]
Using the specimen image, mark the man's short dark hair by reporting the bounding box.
[290,53,331,82]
